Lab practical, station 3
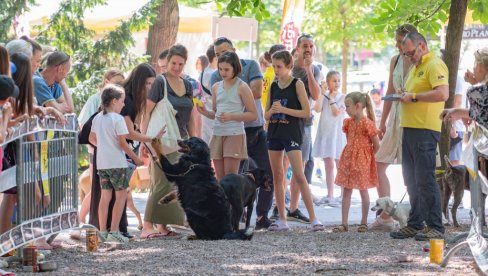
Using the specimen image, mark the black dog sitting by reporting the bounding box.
[152,137,253,240]
[220,169,271,231]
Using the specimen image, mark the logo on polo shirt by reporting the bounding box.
[438,75,445,80]
[417,71,424,78]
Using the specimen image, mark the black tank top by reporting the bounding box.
[267,78,304,144]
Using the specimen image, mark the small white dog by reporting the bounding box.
[371,197,411,228]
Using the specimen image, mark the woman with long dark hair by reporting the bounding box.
[89,63,163,239]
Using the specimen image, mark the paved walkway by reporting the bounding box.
[127,164,472,231]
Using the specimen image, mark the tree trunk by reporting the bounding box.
[146,0,179,69]
[439,0,468,168]
[341,38,349,94]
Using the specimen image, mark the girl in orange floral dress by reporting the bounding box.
[334,92,380,233]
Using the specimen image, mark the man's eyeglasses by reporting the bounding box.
[404,45,419,57]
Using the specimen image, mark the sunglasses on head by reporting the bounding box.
[54,54,70,67]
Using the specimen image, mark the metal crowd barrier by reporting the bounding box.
[0,114,79,256]
[442,123,488,273]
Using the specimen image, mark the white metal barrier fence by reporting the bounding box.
[0,115,79,256]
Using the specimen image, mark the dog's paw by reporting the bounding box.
[151,137,165,157]
[158,191,177,205]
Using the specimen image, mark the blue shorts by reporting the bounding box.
[267,138,301,152]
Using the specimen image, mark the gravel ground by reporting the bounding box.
[6,223,482,275]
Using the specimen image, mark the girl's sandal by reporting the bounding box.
[358,224,368,233]
[332,224,348,233]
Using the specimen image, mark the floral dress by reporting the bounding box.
[335,117,379,190]
[467,83,488,130]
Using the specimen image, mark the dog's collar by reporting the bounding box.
[387,202,399,217]
[163,163,200,178]
[243,172,255,182]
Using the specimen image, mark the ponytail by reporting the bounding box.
[363,93,376,124]
[345,91,376,124]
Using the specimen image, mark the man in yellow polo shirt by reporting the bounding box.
[390,32,449,241]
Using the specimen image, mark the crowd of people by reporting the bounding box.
[1,22,488,247]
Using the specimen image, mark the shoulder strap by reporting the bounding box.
[393,54,401,69]
[200,72,212,96]
[158,75,168,102]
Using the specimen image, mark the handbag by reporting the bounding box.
[146,75,181,154]
[78,112,98,146]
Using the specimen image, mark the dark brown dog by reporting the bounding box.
[443,155,486,227]
[219,169,271,231]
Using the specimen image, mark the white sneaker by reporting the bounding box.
[328,198,341,208]
[368,217,395,232]
[107,231,129,243]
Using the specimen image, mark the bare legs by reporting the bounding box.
[341,188,370,226]
[213,157,241,181]
[324,158,335,199]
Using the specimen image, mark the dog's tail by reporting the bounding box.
[222,227,254,241]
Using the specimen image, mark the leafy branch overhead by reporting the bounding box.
[370,0,488,36]
[0,0,36,41]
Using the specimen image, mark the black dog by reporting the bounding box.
[152,137,253,240]
[220,169,271,231]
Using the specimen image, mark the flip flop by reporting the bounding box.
[140,232,164,240]
[161,230,181,237]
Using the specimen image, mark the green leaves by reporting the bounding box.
[0,0,37,41]
[213,0,269,21]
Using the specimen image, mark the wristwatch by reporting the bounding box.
[411,93,418,102]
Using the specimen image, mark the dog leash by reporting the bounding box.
[399,191,407,204]
[142,141,199,177]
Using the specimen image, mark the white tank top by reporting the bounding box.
[213,78,245,136]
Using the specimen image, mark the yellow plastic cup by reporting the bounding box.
[429,239,444,264]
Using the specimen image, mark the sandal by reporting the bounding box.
[161,230,181,237]
[311,220,325,232]
[332,224,348,233]
[140,232,164,240]
[268,221,290,232]
[358,224,368,233]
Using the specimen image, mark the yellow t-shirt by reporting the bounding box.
[401,52,448,132]
[261,66,275,110]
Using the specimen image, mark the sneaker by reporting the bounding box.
[270,206,289,221]
[255,216,272,230]
[107,231,129,243]
[414,228,444,241]
[314,196,329,206]
[287,208,310,224]
[99,230,108,242]
[121,232,135,240]
[368,217,396,232]
[328,198,341,208]
[390,226,421,239]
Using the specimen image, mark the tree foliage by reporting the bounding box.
[32,0,164,114]
[0,0,36,41]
